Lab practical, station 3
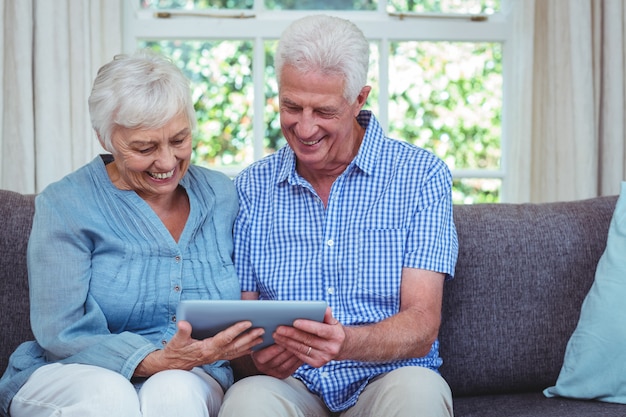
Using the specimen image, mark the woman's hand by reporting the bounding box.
[134,320,264,377]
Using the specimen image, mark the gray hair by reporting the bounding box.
[88,49,196,151]
[274,15,370,103]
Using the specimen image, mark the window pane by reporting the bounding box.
[264,0,376,11]
[388,0,500,13]
[453,178,500,204]
[140,0,253,10]
[140,38,502,201]
[141,40,255,169]
[263,41,283,155]
[388,41,502,171]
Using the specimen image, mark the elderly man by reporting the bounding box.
[220,14,458,417]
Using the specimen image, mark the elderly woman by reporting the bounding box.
[0,50,262,417]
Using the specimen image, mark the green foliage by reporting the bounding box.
[264,0,376,10]
[142,0,253,10]
[388,42,502,170]
[142,40,256,168]
[262,44,284,153]
[143,0,373,10]
[388,0,499,13]
[454,178,500,204]
[141,0,503,203]
[143,0,499,12]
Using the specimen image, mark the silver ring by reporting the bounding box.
[306,346,312,356]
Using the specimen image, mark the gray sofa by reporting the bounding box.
[1,188,625,416]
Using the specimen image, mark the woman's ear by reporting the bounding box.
[96,133,108,152]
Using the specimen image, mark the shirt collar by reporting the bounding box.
[277,147,297,184]
[352,110,383,176]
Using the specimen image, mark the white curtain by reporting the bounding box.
[507,0,626,203]
[0,0,121,194]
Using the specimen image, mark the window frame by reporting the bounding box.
[123,1,513,199]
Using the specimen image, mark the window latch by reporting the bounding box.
[154,11,256,19]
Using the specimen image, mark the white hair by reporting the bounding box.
[88,49,196,151]
[274,15,370,102]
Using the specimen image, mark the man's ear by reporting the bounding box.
[354,86,372,116]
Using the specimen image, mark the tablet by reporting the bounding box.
[176,299,328,350]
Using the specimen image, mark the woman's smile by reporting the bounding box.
[147,168,176,180]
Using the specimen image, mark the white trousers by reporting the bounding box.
[9,363,224,417]
[219,366,453,417]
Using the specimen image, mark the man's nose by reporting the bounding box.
[294,113,319,139]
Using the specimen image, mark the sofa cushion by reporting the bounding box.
[544,182,626,402]
[441,196,617,397]
[0,190,35,375]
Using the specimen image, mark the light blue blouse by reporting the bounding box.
[0,155,240,415]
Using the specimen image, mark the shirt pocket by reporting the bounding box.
[357,228,405,299]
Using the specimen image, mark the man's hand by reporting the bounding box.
[272,307,345,368]
[249,344,304,378]
[269,268,446,366]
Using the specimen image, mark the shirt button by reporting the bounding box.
[161,340,167,346]
[326,239,334,247]
[327,287,335,295]
[172,316,177,322]
[175,256,181,262]
[174,285,181,292]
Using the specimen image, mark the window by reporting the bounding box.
[124,0,508,203]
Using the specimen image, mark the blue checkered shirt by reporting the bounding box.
[233,110,458,412]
